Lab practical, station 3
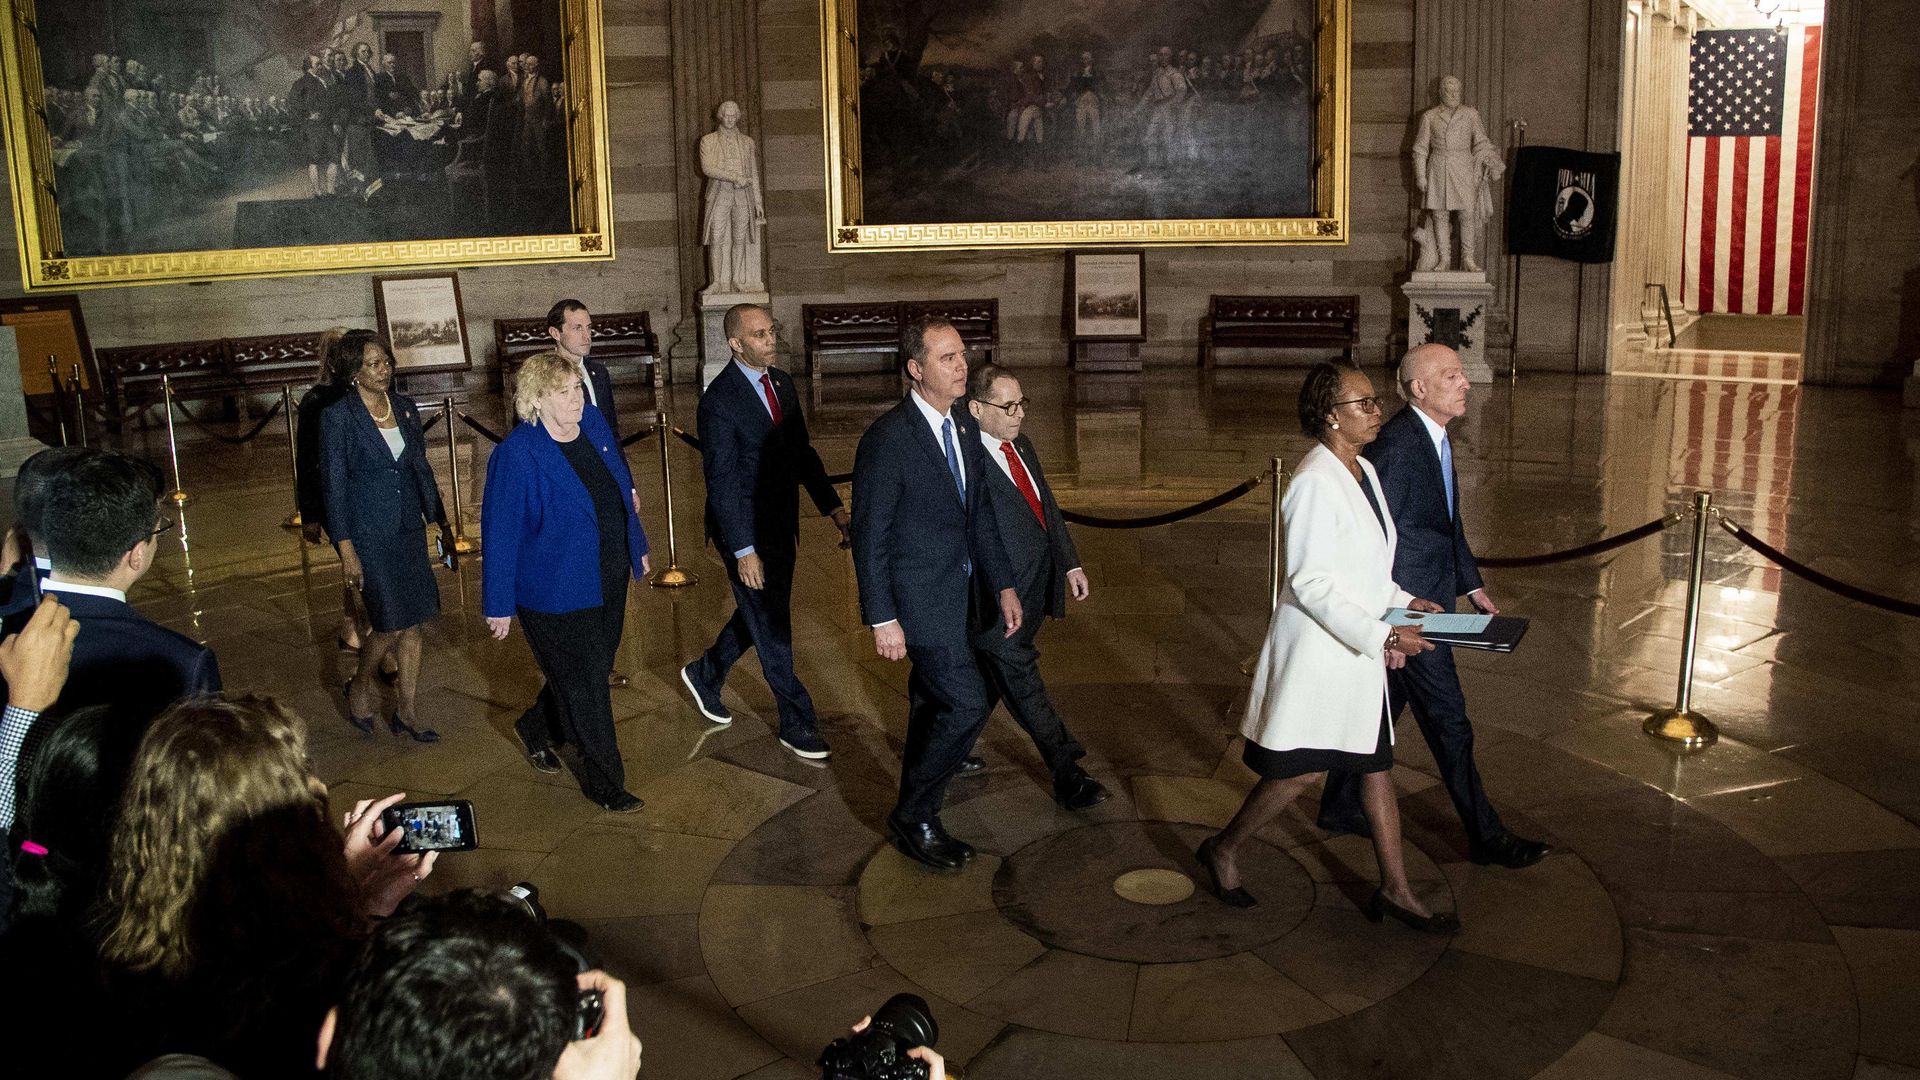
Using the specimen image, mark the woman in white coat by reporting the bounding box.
[1198,363,1460,933]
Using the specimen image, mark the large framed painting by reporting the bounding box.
[820,0,1350,252]
[0,0,616,291]
[373,271,471,375]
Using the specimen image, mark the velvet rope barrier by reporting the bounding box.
[1475,513,1682,568]
[1717,514,1920,619]
[169,397,285,445]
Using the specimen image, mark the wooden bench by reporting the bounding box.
[801,298,998,378]
[97,332,327,430]
[493,309,664,391]
[1199,295,1359,369]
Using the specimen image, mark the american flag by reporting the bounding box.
[1682,26,1821,316]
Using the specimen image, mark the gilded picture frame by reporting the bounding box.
[820,0,1350,252]
[0,0,616,292]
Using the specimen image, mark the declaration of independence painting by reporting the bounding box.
[0,0,614,290]
[823,0,1349,250]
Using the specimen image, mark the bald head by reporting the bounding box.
[1396,343,1471,424]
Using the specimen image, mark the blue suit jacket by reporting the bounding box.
[697,362,840,560]
[1363,405,1484,606]
[851,394,1015,650]
[319,390,447,546]
[481,404,649,618]
[38,590,221,724]
[584,356,620,439]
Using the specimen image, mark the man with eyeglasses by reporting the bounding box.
[2,448,219,725]
[1315,344,1549,870]
[963,364,1108,810]
[680,304,849,760]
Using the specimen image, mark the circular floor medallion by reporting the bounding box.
[1112,867,1197,905]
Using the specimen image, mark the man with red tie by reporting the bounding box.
[963,364,1108,810]
[680,303,849,759]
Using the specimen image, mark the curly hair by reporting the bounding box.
[1296,360,1356,441]
[311,326,350,385]
[98,694,359,980]
[513,350,584,421]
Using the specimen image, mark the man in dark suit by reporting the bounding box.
[546,298,621,438]
[963,364,1108,810]
[17,449,220,723]
[1318,344,1547,869]
[679,304,849,759]
[852,318,1022,871]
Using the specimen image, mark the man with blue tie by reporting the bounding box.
[852,317,1022,871]
[1317,344,1548,869]
[679,303,849,759]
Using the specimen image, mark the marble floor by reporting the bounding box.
[104,362,1920,1080]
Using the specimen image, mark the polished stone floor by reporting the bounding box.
[107,361,1920,1080]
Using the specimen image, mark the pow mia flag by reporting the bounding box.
[1505,145,1620,263]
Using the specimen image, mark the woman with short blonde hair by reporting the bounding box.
[483,349,651,811]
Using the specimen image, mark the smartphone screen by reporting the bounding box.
[379,799,478,853]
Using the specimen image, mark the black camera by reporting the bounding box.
[817,994,938,1080]
[505,882,603,1041]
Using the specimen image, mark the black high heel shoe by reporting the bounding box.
[1196,836,1258,908]
[389,715,441,743]
[1366,888,1460,934]
[343,678,375,734]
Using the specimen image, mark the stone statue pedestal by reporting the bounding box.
[699,290,769,389]
[1402,272,1496,384]
[0,328,49,479]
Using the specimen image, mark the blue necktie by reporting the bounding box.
[941,417,965,501]
[1440,433,1455,520]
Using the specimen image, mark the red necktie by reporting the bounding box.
[1000,441,1046,528]
[759,373,783,425]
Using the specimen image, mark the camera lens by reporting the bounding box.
[867,993,937,1051]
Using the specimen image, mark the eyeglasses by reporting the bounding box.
[977,397,1031,415]
[1331,395,1382,414]
[151,516,177,539]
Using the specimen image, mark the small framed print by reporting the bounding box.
[373,272,472,376]
[1064,250,1147,342]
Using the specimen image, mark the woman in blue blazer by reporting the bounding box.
[483,351,650,812]
[320,329,453,742]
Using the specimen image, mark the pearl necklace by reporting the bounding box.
[363,391,393,424]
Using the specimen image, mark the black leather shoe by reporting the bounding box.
[1469,832,1551,869]
[1195,836,1257,908]
[595,790,645,814]
[888,818,967,872]
[524,747,562,774]
[956,756,986,776]
[1366,888,1461,933]
[1053,767,1110,812]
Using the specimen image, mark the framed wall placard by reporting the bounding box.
[0,293,96,398]
[0,0,616,291]
[1065,250,1147,342]
[820,0,1350,251]
[374,272,471,375]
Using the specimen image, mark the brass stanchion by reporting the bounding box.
[1243,456,1284,676]
[281,384,303,529]
[646,407,696,588]
[443,396,479,555]
[160,374,193,507]
[1643,491,1719,748]
[68,364,87,447]
[47,355,68,446]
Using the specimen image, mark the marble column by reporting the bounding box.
[0,328,50,479]
[668,0,762,383]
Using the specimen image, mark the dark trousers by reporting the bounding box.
[974,578,1084,776]
[690,548,818,737]
[516,573,629,800]
[1318,642,1505,845]
[895,641,993,824]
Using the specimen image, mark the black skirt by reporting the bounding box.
[1242,698,1392,779]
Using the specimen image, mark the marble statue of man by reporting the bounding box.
[1411,75,1503,273]
[699,99,765,296]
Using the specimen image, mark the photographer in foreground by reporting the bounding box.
[317,889,643,1080]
